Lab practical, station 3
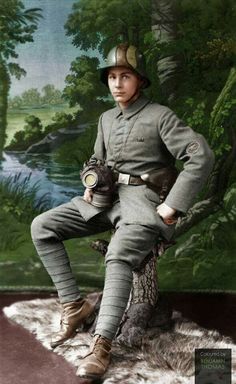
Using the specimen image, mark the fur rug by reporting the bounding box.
[3,297,236,384]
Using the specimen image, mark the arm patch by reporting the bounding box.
[186,141,200,154]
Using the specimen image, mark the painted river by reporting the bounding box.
[0,151,84,207]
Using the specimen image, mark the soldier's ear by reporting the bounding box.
[139,76,147,89]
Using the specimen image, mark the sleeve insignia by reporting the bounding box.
[186,141,200,154]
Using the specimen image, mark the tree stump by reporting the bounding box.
[89,239,173,347]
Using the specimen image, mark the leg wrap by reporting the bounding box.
[32,238,80,303]
[94,223,159,340]
[95,260,133,340]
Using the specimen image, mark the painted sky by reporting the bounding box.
[10,0,94,97]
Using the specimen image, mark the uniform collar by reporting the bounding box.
[114,94,150,119]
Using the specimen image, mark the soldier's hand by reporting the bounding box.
[83,188,94,203]
[156,202,177,225]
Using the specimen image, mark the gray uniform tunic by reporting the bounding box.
[72,94,214,239]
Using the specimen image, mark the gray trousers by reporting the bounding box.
[31,200,159,340]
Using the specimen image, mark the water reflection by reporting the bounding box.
[0,151,84,207]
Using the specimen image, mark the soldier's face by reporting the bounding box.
[108,67,143,108]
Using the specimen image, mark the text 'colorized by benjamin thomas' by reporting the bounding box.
[195,349,231,384]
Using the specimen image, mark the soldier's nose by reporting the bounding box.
[115,78,122,88]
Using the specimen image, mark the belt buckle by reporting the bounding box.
[118,173,130,185]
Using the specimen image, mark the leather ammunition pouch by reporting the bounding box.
[141,166,178,203]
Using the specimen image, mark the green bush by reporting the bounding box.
[0,173,50,224]
[6,114,44,151]
[44,111,77,134]
[0,210,26,251]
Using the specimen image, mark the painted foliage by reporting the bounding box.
[0,0,235,291]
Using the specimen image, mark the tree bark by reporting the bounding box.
[130,251,159,306]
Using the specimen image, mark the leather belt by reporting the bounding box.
[113,172,145,185]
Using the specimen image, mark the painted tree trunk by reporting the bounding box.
[0,60,10,155]
[152,0,179,103]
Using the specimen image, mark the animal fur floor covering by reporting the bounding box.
[3,297,236,384]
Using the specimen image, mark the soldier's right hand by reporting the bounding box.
[83,188,94,203]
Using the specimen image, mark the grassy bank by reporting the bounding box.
[0,226,109,291]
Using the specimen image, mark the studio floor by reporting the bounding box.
[0,291,235,384]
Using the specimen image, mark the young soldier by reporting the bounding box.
[31,43,214,380]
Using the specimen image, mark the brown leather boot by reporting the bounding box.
[50,299,94,348]
[76,335,112,379]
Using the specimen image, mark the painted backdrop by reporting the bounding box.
[0,0,235,293]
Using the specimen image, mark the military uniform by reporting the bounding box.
[30,93,214,384]
[72,94,214,241]
[31,93,214,343]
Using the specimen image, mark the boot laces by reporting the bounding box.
[61,300,83,322]
[93,336,111,354]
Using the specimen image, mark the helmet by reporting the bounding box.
[100,43,151,88]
